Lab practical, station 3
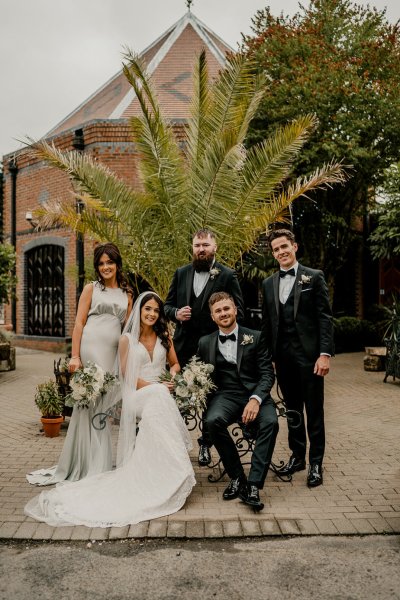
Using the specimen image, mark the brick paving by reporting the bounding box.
[0,348,399,540]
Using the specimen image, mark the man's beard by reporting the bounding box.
[192,255,214,272]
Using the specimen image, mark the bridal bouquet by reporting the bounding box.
[65,361,119,409]
[160,356,216,413]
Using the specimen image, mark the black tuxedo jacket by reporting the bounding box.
[197,326,275,403]
[261,264,334,361]
[164,261,244,357]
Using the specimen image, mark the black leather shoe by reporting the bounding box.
[278,455,306,476]
[239,484,264,511]
[307,463,323,487]
[198,445,211,466]
[223,476,247,500]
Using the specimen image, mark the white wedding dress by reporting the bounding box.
[24,332,196,528]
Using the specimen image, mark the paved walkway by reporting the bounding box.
[0,348,399,540]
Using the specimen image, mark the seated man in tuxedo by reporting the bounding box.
[197,292,278,510]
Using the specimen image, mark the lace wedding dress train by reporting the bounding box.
[25,337,195,527]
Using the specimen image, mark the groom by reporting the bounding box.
[165,229,244,466]
[197,292,278,511]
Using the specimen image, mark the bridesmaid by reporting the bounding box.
[27,242,133,485]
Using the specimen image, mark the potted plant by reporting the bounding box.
[34,379,64,437]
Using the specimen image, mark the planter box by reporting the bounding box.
[364,346,386,372]
[0,344,16,372]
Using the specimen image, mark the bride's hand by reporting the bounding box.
[162,381,175,393]
[68,356,82,373]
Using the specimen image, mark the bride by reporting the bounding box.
[25,292,196,527]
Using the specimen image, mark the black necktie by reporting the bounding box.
[219,333,236,343]
[279,268,295,278]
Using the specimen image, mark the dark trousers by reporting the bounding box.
[205,393,279,488]
[275,349,325,465]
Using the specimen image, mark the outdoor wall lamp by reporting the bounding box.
[25,210,38,228]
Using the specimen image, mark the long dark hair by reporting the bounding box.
[94,243,132,294]
[140,292,170,350]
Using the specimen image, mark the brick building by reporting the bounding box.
[1,10,232,351]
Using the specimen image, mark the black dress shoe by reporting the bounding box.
[198,444,211,466]
[278,455,306,476]
[223,475,247,500]
[239,484,264,511]
[307,463,323,487]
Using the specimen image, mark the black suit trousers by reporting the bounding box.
[275,345,325,464]
[205,393,278,488]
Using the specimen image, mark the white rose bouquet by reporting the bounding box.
[159,356,216,413]
[65,361,119,409]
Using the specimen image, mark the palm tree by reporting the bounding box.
[33,50,347,298]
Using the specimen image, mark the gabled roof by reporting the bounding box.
[47,11,232,137]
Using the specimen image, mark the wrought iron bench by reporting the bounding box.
[91,396,301,484]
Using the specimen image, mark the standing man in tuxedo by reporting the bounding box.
[261,229,334,487]
[197,292,278,511]
[164,229,244,466]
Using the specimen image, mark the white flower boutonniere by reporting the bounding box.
[241,334,254,346]
[298,274,312,286]
[209,268,221,280]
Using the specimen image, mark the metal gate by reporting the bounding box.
[26,244,65,337]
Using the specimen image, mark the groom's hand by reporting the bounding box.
[242,398,260,424]
[314,355,330,377]
[176,306,192,322]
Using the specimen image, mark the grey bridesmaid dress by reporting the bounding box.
[27,281,128,486]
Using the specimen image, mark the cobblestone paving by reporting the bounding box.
[0,348,399,540]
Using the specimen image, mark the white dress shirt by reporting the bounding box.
[218,325,239,364]
[279,262,298,304]
[193,260,216,297]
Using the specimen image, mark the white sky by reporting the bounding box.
[1,0,399,160]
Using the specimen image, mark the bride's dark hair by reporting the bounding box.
[94,242,132,295]
[140,293,170,350]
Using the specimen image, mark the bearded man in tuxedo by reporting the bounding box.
[164,229,244,466]
[197,292,278,511]
[261,229,334,487]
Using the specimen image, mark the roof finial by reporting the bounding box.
[186,0,193,12]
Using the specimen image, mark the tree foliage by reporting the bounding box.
[243,0,400,292]
[369,163,400,260]
[33,50,346,298]
[0,243,16,304]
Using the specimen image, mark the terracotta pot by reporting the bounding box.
[40,416,63,438]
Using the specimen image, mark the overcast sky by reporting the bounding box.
[1,0,399,160]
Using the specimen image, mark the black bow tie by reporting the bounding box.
[279,268,295,278]
[219,333,236,343]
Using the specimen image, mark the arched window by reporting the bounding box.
[25,244,65,337]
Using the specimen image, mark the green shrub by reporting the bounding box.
[333,317,381,353]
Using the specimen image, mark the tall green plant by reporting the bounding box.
[33,51,347,298]
[0,243,16,304]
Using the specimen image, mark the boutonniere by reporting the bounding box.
[298,274,312,286]
[241,334,254,346]
[209,268,221,280]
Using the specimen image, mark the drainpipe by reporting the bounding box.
[72,129,85,305]
[8,157,18,332]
